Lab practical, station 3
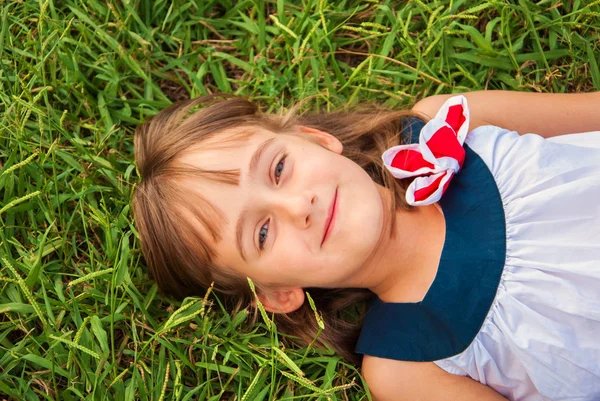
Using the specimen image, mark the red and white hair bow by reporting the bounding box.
[382,95,470,206]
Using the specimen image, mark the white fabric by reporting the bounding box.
[432,126,600,401]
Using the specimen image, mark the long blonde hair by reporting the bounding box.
[132,94,420,363]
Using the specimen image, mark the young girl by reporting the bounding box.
[132,90,600,401]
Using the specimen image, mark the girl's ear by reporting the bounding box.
[299,126,343,154]
[256,287,305,314]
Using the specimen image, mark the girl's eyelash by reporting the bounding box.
[258,152,289,251]
[274,152,288,184]
[258,219,269,251]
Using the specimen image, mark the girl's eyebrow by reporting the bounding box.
[235,209,249,262]
[236,137,277,261]
[248,137,276,179]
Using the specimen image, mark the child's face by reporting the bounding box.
[179,126,387,293]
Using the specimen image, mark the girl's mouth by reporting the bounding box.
[321,187,338,247]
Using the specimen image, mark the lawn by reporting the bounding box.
[1,0,599,400]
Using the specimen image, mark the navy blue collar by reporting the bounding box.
[355,119,506,361]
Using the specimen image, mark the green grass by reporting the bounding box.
[0,0,599,399]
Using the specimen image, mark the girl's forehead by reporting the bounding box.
[180,127,277,170]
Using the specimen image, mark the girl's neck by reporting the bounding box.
[355,185,446,303]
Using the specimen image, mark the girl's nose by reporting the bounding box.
[272,190,316,228]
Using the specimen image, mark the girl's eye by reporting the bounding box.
[274,153,287,184]
[258,220,269,250]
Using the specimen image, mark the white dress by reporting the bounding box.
[433,126,600,400]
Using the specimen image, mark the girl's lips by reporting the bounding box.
[321,187,338,247]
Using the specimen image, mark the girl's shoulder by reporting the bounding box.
[413,90,600,138]
[361,355,506,401]
[411,94,488,132]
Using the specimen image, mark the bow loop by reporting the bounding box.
[381,95,470,206]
